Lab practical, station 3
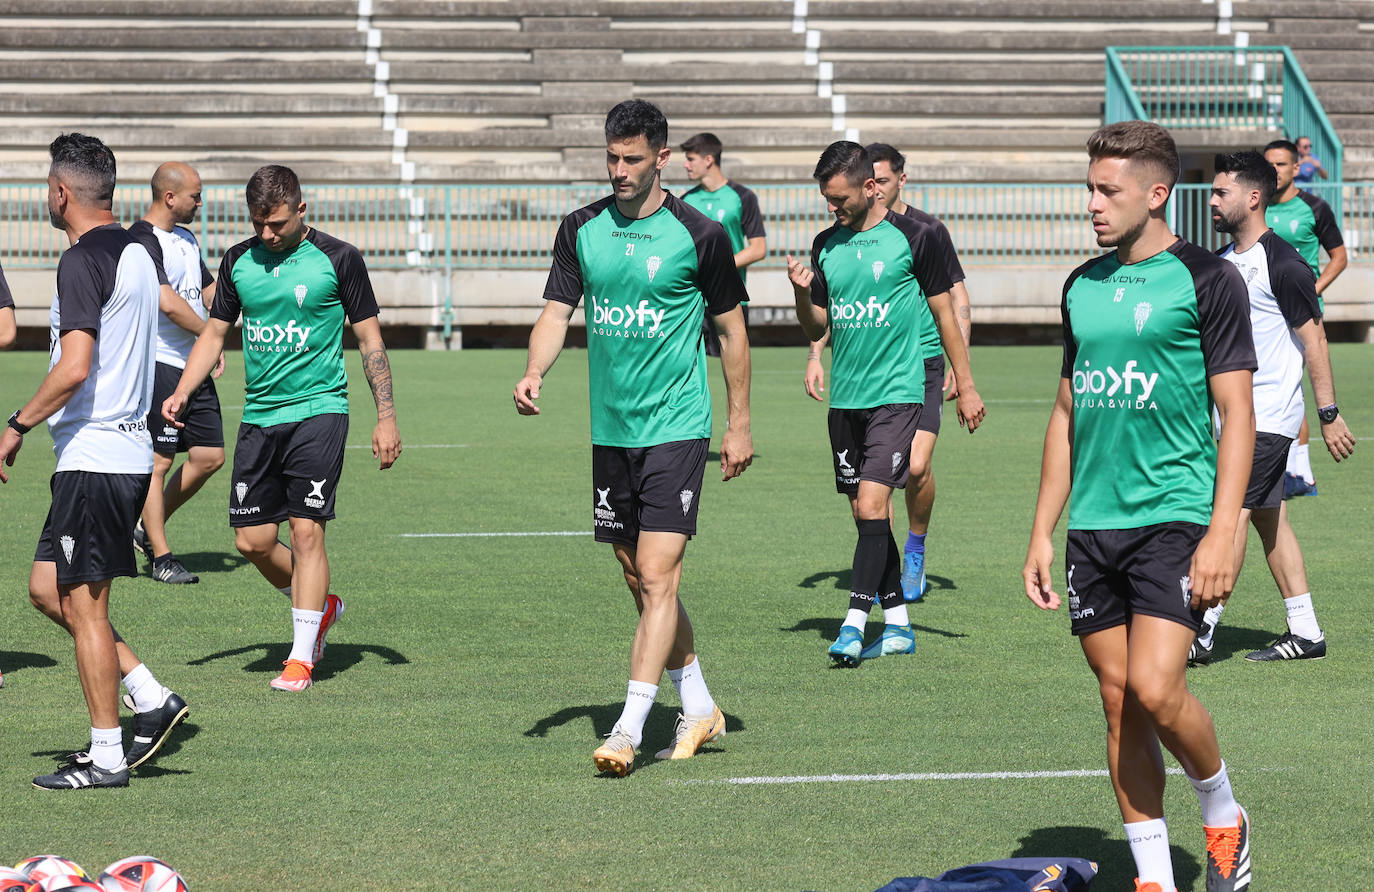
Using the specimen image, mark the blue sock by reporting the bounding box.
[905,532,926,555]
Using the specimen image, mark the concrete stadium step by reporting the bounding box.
[380,29,805,51]
[833,61,1102,84]
[0,59,372,81]
[0,127,394,151]
[0,93,381,115]
[387,61,815,83]
[0,27,365,50]
[1,0,357,14]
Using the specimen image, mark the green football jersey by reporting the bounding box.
[543,192,748,448]
[1061,239,1255,531]
[681,180,765,287]
[212,228,379,427]
[900,205,966,360]
[1266,191,1343,277]
[809,210,954,410]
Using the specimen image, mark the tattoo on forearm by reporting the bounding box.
[363,348,395,419]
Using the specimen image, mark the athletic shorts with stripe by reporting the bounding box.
[592,438,708,545]
[1065,522,1207,636]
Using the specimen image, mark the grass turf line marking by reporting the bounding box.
[680,768,1187,786]
[399,531,590,538]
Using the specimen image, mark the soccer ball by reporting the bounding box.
[98,857,187,892]
[14,857,85,883]
[35,877,103,892]
[0,866,32,891]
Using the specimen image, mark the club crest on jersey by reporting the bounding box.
[294,284,308,308]
[59,535,75,564]
[1179,574,1192,606]
[1133,302,1152,335]
[872,261,885,282]
[1290,220,1300,234]
[716,209,726,221]
[679,489,695,515]
[645,255,662,283]
[235,481,248,505]
[891,451,903,473]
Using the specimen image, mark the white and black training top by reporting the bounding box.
[1217,229,1321,438]
[0,257,14,311]
[128,220,214,369]
[47,222,160,474]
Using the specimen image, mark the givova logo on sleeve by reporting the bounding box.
[1072,359,1160,411]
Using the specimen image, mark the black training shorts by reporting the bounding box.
[1065,522,1208,636]
[229,413,348,527]
[827,403,923,494]
[150,361,224,455]
[916,355,946,436]
[35,470,151,585]
[1245,432,1294,511]
[591,438,709,545]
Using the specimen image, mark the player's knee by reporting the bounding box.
[235,528,273,561]
[1125,675,1183,721]
[1097,676,1127,722]
[197,450,226,475]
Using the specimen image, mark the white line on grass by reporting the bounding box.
[679,768,1186,786]
[399,531,591,539]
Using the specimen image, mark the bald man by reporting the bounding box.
[127,162,224,585]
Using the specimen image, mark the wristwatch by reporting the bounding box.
[1317,404,1340,424]
[7,410,30,435]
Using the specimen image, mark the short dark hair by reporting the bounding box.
[1087,121,1179,190]
[49,132,116,206]
[605,100,668,151]
[864,142,905,174]
[1264,139,1300,163]
[245,165,302,216]
[1215,150,1277,206]
[813,141,872,186]
[680,132,722,164]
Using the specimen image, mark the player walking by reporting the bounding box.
[514,100,753,776]
[789,141,982,666]
[2,133,188,789]
[1023,122,1255,892]
[164,165,401,692]
[1189,150,1356,667]
[1263,139,1347,497]
[129,162,224,585]
[803,143,973,603]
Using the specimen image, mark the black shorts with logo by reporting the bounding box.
[1246,432,1294,511]
[916,355,946,436]
[35,471,151,585]
[229,413,348,527]
[1065,522,1207,636]
[827,403,923,494]
[591,438,709,545]
[149,361,225,455]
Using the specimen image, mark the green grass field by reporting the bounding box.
[1,345,1371,890]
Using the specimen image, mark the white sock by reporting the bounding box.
[843,608,868,630]
[1284,593,1322,640]
[1294,443,1314,483]
[667,657,715,716]
[122,663,165,714]
[90,725,124,771]
[288,608,323,664]
[1125,818,1175,889]
[1199,604,1225,647]
[1190,760,1241,828]
[1286,440,1300,475]
[883,604,910,626]
[612,681,658,747]
[277,585,292,599]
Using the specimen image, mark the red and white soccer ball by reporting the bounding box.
[98,857,187,892]
[35,876,104,892]
[14,857,85,884]
[0,866,32,892]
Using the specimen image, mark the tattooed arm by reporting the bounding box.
[352,316,401,469]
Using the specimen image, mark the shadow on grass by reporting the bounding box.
[1197,625,1283,666]
[171,551,250,575]
[780,616,967,641]
[187,642,409,682]
[524,703,744,754]
[30,720,201,778]
[796,568,958,596]
[1011,825,1200,892]
[0,650,60,679]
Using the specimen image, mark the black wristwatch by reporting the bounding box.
[7,410,30,435]
[1317,404,1340,425]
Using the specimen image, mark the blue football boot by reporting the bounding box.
[901,550,928,602]
[859,624,916,660]
[828,626,863,667]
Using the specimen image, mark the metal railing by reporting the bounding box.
[1105,46,1343,212]
[2,181,1365,272]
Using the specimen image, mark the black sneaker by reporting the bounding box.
[33,759,129,790]
[126,690,189,769]
[1204,804,1251,891]
[152,556,199,585]
[133,520,154,562]
[1188,634,1214,666]
[1245,631,1326,662]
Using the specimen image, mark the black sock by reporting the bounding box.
[877,532,903,609]
[849,518,889,612]
[153,552,172,566]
